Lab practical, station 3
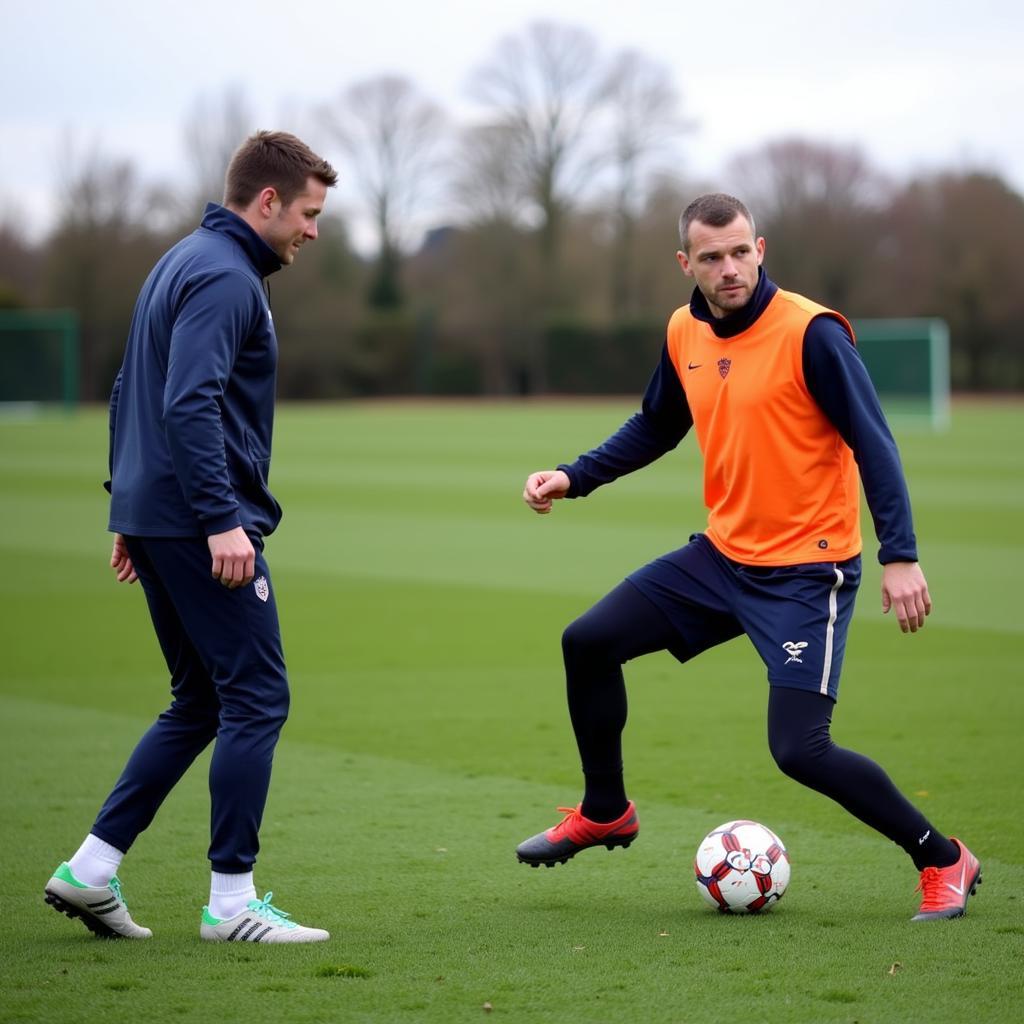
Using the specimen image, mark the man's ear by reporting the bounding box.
[676,250,694,278]
[257,187,279,219]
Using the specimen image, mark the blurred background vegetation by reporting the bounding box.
[1,21,1022,401]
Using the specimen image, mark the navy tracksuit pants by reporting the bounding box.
[91,536,289,873]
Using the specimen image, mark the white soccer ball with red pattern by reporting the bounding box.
[694,820,790,913]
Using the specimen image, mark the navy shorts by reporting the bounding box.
[627,533,861,700]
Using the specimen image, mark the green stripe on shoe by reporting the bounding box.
[52,862,88,888]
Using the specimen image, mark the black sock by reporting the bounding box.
[912,831,960,871]
[581,771,628,823]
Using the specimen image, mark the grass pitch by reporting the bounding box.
[1,399,1022,1023]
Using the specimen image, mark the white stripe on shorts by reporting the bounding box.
[819,567,845,695]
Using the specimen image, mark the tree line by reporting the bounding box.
[1,21,1022,399]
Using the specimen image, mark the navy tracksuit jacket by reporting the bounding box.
[95,205,290,873]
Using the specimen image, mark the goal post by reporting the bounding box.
[851,317,950,431]
[0,309,79,411]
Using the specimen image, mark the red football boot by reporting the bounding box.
[911,838,981,921]
[516,802,639,867]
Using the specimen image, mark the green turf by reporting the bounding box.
[1,399,1022,1023]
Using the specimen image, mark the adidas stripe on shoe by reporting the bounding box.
[44,862,152,939]
[516,802,639,867]
[200,892,329,943]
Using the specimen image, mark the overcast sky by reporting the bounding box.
[4,0,1022,242]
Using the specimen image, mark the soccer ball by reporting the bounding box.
[694,819,790,913]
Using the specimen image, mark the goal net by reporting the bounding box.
[852,318,950,431]
[0,310,79,410]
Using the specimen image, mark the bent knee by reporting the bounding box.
[562,616,615,664]
[769,733,832,783]
[221,678,290,728]
[770,741,810,781]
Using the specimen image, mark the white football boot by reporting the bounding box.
[200,892,329,943]
[44,862,152,939]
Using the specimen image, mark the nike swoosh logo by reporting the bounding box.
[688,362,702,370]
[944,864,968,897]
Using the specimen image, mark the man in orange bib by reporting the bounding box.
[516,193,979,922]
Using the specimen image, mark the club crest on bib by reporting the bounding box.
[254,576,270,603]
[718,357,732,379]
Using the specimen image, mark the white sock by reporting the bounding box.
[68,834,125,888]
[208,871,257,920]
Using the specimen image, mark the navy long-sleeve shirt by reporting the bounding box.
[559,271,918,565]
[107,204,284,539]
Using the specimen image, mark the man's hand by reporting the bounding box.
[881,561,932,634]
[208,527,255,589]
[110,533,138,584]
[523,470,571,514]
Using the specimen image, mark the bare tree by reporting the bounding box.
[46,137,170,398]
[183,84,254,214]
[600,50,689,319]
[726,138,890,309]
[879,172,1024,389]
[468,22,605,286]
[466,21,606,390]
[623,172,708,317]
[443,122,538,391]
[0,212,43,308]
[452,121,529,228]
[321,75,446,309]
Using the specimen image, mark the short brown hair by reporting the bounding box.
[678,193,755,252]
[224,130,338,208]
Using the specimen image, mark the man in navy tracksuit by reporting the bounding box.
[45,131,339,943]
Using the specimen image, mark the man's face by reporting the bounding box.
[676,214,765,318]
[262,177,328,265]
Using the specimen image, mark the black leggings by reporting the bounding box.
[562,580,947,868]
